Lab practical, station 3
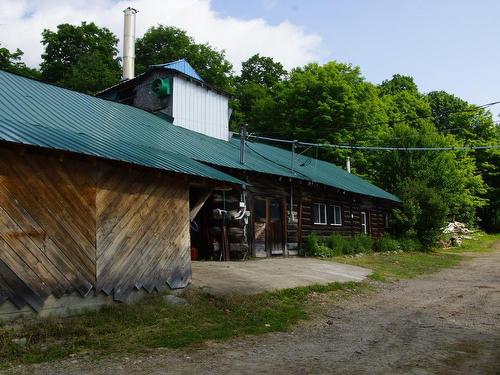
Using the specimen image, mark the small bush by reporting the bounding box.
[351,234,374,253]
[397,237,423,252]
[374,235,400,252]
[327,234,351,255]
[306,233,335,257]
[306,232,320,255]
[314,244,335,258]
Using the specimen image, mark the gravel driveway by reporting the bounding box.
[6,244,500,375]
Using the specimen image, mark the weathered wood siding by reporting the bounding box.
[0,146,191,312]
[96,164,191,301]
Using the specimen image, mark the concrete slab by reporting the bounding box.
[191,257,372,295]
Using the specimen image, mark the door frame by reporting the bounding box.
[252,195,287,257]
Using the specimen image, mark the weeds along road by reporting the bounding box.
[7,243,500,375]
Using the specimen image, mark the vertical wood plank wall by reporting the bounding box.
[96,164,191,301]
[0,147,191,312]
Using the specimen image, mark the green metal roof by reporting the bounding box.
[0,70,400,203]
[233,138,401,202]
[0,70,243,185]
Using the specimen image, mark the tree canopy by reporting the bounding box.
[0,43,40,79]
[40,22,121,94]
[234,60,498,235]
[135,26,233,90]
[239,54,287,88]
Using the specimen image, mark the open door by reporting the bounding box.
[253,196,285,257]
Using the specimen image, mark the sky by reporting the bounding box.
[0,0,498,115]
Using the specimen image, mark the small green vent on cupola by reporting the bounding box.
[152,78,171,97]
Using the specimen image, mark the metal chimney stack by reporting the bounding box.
[122,7,138,81]
[240,124,247,164]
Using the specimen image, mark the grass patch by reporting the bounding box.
[0,281,368,368]
[332,231,499,282]
[333,252,462,282]
[443,232,500,254]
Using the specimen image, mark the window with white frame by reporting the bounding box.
[384,212,391,228]
[330,205,342,226]
[313,203,327,225]
[361,211,368,234]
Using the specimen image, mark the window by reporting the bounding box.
[313,203,327,225]
[254,198,266,220]
[384,212,391,229]
[361,212,368,234]
[330,205,342,226]
[270,200,281,220]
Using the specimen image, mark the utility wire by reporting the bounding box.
[246,134,500,152]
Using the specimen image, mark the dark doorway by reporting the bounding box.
[253,196,285,257]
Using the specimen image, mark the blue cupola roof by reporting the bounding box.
[149,59,203,82]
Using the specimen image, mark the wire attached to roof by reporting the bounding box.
[246,134,500,151]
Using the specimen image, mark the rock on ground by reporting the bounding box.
[163,295,188,306]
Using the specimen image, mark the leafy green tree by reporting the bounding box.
[427,91,500,231]
[40,22,121,93]
[373,123,486,225]
[427,91,496,142]
[269,62,389,177]
[231,54,287,130]
[239,54,287,88]
[236,60,492,237]
[0,43,40,78]
[392,180,449,246]
[135,26,233,90]
[379,75,431,127]
[379,74,418,96]
[272,62,387,141]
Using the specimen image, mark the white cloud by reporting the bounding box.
[0,0,323,72]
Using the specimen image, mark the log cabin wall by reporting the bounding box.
[0,146,191,313]
[298,185,393,246]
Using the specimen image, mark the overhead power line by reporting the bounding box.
[246,134,500,152]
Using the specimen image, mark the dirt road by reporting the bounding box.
[6,245,500,375]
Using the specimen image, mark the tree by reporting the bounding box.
[0,43,40,79]
[427,91,496,142]
[392,180,449,245]
[231,54,287,130]
[427,91,500,231]
[379,74,418,96]
[239,54,287,88]
[372,123,487,225]
[237,60,491,237]
[40,22,121,94]
[135,26,233,90]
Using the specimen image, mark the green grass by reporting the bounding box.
[443,232,500,253]
[0,282,368,368]
[333,252,462,282]
[332,231,499,282]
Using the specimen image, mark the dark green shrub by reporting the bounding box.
[393,180,449,246]
[327,234,351,255]
[305,233,334,257]
[314,244,335,258]
[397,237,423,252]
[351,234,374,253]
[374,235,400,252]
[305,232,320,255]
